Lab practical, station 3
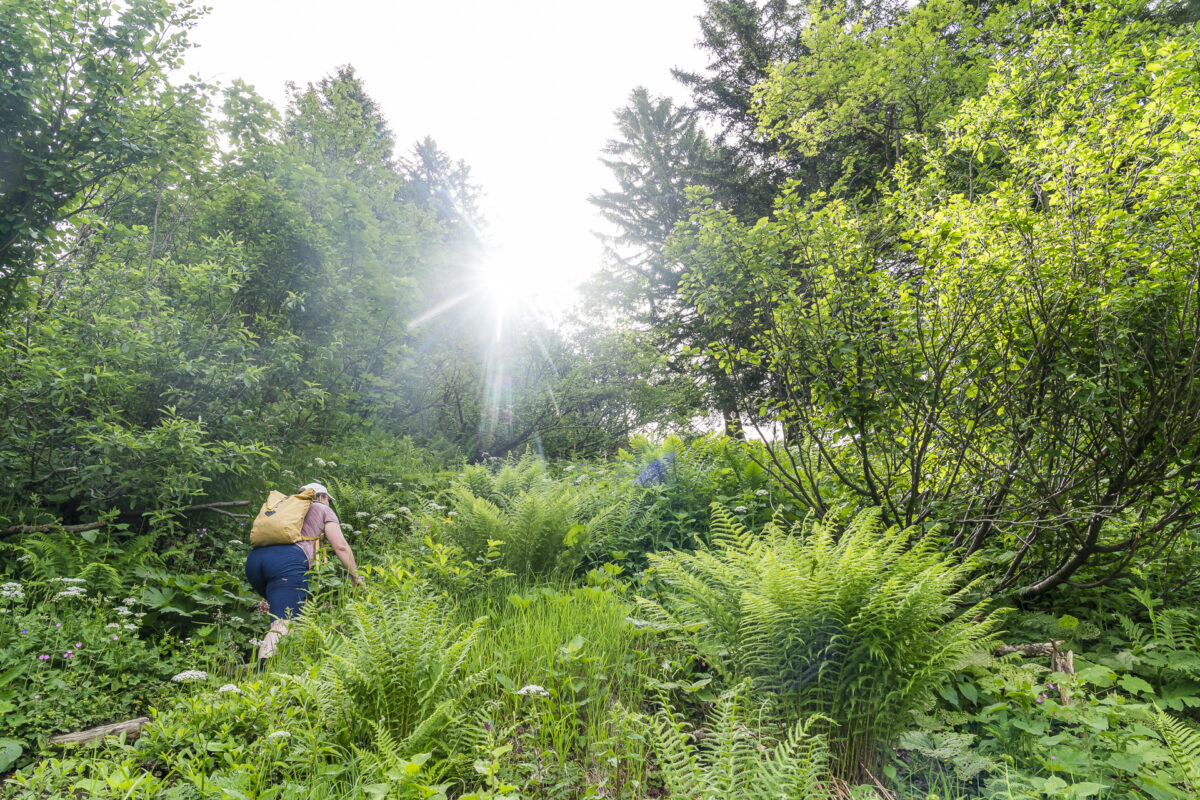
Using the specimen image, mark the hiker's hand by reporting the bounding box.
[352,574,365,588]
[258,598,270,614]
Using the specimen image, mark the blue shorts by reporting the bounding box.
[245,544,309,620]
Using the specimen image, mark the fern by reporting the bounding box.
[647,684,835,800]
[1154,707,1200,794]
[315,583,488,762]
[440,470,589,578]
[640,506,1004,779]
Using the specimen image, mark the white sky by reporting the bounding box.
[182,0,711,314]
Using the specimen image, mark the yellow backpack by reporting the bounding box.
[250,488,317,548]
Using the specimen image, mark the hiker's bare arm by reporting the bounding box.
[324,522,364,585]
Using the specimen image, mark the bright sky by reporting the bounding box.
[183,0,710,315]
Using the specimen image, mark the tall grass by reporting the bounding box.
[459,577,657,796]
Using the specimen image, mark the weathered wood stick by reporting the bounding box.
[49,717,149,746]
[1,519,107,535]
[994,641,1065,657]
[178,500,251,519]
[179,501,251,511]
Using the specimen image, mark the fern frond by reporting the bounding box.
[1155,707,1200,793]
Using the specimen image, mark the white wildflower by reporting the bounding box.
[55,586,87,599]
[124,624,137,631]
[115,606,132,616]
[734,506,748,513]
[381,513,396,520]
[517,684,550,697]
[0,582,23,600]
[398,507,411,514]
[314,457,327,467]
[134,612,146,618]
[50,577,86,584]
[121,597,137,606]
[17,553,30,562]
[355,511,369,519]
[341,524,354,532]
[447,511,457,517]
[217,684,242,694]
[327,461,337,467]
[106,622,120,629]
[171,670,208,682]
[430,503,445,511]
[368,523,379,530]
[282,469,295,476]
[755,489,769,497]
[249,638,263,647]
[266,730,291,740]
[392,482,403,487]
[228,616,244,624]
[564,465,575,471]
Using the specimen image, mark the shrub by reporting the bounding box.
[639,506,1003,778]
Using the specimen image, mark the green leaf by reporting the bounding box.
[1118,675,1155,697]
[0,739,20,773]
[1057,614,1079,630]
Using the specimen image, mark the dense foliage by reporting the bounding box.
[3,0,1200,797]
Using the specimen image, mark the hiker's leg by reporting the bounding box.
[258,618,291,659]
[258,544,309,661]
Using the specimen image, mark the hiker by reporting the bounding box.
[244,482,364,667]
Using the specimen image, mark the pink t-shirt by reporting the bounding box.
[296,502,339,565]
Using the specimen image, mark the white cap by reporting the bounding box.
[299,482,333,501]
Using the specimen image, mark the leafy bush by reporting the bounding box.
[639,506,1003,777]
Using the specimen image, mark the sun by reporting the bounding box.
[473,249,539,338]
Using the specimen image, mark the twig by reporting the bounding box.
[862,766,897,799]
[177,500,251,520]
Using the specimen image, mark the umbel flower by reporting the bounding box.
[171,670,208,682]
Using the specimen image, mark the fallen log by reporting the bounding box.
[49,717,149,746]
[994,641,1075,703]
[994,641,1064,657]
[1,519,107,536]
